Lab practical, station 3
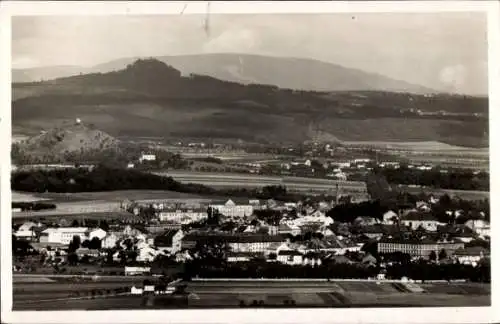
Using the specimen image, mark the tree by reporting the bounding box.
[429,251,437,262]
[99,220,110,232]
[438,249,448,261]
[68,235,81,253]
[88,237,102,250]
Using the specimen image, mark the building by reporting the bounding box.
[277,250,304,265]
[154,230,184,254]
[88,228,107,240]
[453,246,490,266]
[377,240,464,259]
[124,266,151,276]
[181,232,286,254]
[139,153,156,162]
[14,222,42,241]
[209,199,254,218]
[101,233,119,249]
[158,208,208,224]
[400,212,444,232]
[465,219,490,238]
[39,227,90,245]
[136,246,160,262]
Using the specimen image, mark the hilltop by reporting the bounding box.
[12,58,489,148]
[12,120,120,164]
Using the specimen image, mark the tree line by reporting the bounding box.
[12,202,56,211]
[378,167,489,191]
[10,166,337,203]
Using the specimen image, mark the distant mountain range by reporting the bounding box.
[12,58,488,148]
[13,53,435,94]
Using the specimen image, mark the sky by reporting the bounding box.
[12,13,488,95]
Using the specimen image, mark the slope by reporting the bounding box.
[12,120,120,164]
[12,59,489,148]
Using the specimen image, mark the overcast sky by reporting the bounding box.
[12,13,488,95]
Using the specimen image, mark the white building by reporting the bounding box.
[139,153,156,162]
[39,227,90,245]
[39,227,106,245]
[158,208,208,224]
[465,219,490,238]
[400,212,444,232]
[209,199,254,218]
[125,266,151,276]
[136,246,160,262]
[89,228,107,240]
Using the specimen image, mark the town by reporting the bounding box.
[13,182,490,291]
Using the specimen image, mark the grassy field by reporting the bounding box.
[12,278,491,310]
[151,171,368,194]
[401,186,490,200]
[14,190,207,203]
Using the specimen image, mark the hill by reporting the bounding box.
[13,53,434,93]
[12,121,120,164]
[12,58,489,148]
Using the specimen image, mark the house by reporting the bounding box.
[437,225,476,243]
[102,233,119,249]
[209,199,254,218]
[14,222,41,241]
[154,230,184,254]
[358,225,386,240]
[158,208,208,224]
[416,201,431,212]
[122,225,144,238]
[88,228,107,240]
[278,223,301,236]
[39,227,90,244]
[277,250,304,265]
[265,241,293,256]
[465,219,490,238]
[136,246,160,262]
[400,212,444,232]
[323,254,354,265]
[362,253,377,267]
[453,246,490,266]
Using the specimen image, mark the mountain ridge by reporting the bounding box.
[13,53,436,94]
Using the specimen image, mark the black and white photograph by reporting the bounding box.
[1,1,499,323]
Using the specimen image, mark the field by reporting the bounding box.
[151,171,369,195]
[11,190,214,219]
[12,277,491,310]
